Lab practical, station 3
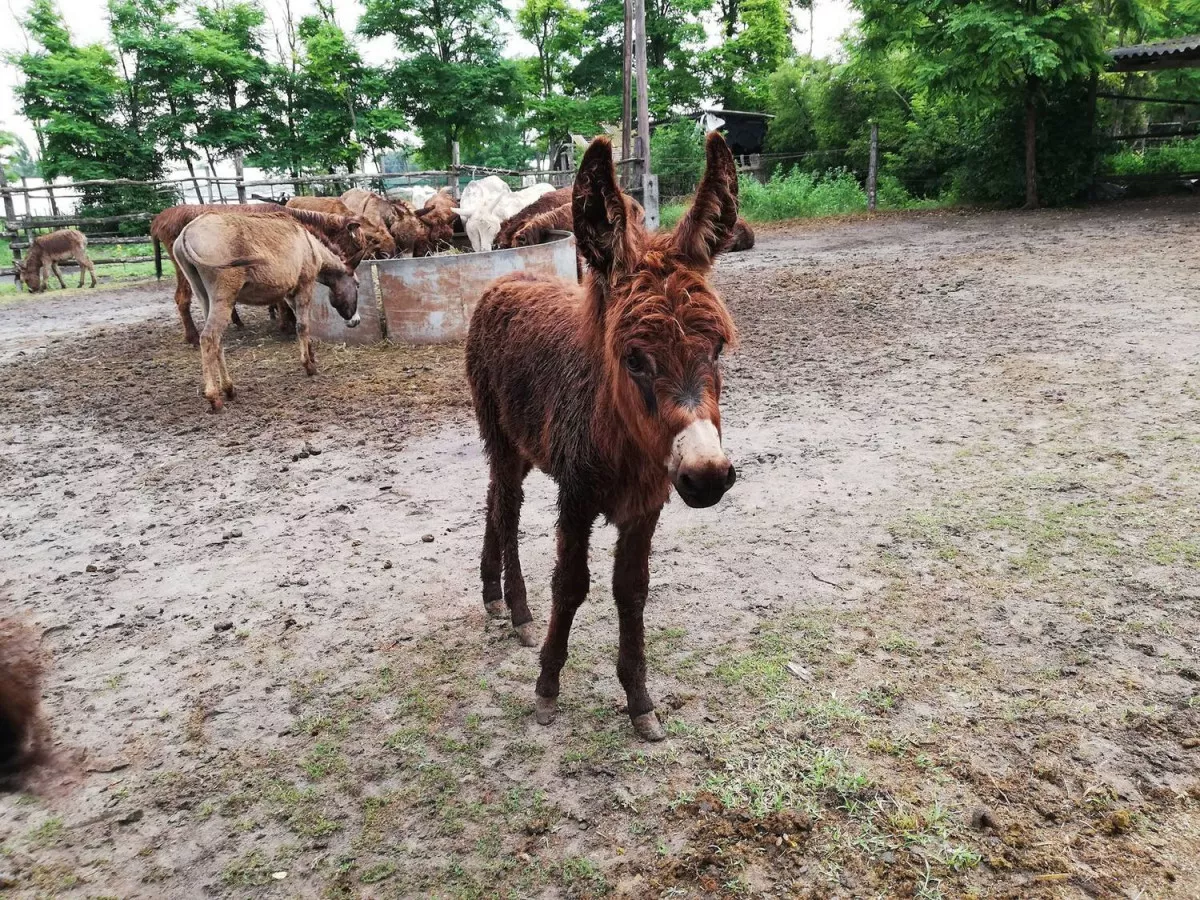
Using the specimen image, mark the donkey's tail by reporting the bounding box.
[174,230,213,319]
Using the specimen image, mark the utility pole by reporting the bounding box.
[622,0,633,180]
[633,0,657,228]
[867,122,878,211]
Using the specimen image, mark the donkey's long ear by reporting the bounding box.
[673,132,739,268]
[573,136,636,279]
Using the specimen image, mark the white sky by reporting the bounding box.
[0,0,857,156]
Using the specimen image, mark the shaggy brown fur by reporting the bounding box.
[465,133,740,742]
[509,201,573,248]
[173,213,360,411]
[508,195,643,241]
[509,203,584,281]
[0,619,46,791]
[494,187,572,249]
[414,188,460,255]
[291,195,396,258]
[286,195,355,218]
[728,217,755,251]
[16,229,96,293]
[151,204,368,346]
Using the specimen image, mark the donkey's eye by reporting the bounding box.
[625,349,648,376]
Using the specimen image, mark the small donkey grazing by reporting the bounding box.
[173,213,360,411]
[15,228,97,293]
[466,133,740,741]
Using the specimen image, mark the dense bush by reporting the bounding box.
[659,167,938,228]
[1103,137,1200,175]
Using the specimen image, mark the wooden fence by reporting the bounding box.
[1,155,648,283]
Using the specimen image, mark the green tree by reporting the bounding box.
[855,0,1109,207]
[189,1,271,169]
[108,0,211,202]
[294,5,401,172]
[359,0,521,167]
[517,0,587,98]
[571,0,709,114]
[12,0,166,219]
[707,0,792,109]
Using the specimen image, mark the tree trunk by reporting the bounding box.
[184,157,205,205]
[1024,78,1038,209]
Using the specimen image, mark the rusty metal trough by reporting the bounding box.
[309,230,578,345]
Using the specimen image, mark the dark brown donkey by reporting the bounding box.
[0,619,46,791]
[466,133,740,741]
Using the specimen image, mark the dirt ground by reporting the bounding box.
[1,199,1198,899]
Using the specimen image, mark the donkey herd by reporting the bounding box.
[2,134,747,789]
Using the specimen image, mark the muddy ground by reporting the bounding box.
[0,199,1198,899]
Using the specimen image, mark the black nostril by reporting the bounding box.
[679,472,697,493]
[724,464,737,489]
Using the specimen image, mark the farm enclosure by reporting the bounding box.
[0,200,1198,898]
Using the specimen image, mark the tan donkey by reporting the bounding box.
[172,213,360,411]
[15,228,97,292]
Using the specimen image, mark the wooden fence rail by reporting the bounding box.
[0,153,653,282]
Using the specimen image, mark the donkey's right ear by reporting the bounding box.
[573,136,637,279]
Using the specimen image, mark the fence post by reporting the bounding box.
[233,152,247,204]
[450,142,461,199]
[867,122,879,211]
[0,165,17,226]
[642,173,659,232]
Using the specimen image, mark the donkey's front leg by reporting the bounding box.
[50,262,66,289]
[534,508,595,725]
[613,511,664,741]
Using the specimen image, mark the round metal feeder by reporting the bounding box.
[310,230,578,345]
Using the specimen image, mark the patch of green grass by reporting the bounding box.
[302,742,345,781]
[558,856,609,894]
[221,850,275,887]
[359,860,397,884]
[28,816,64,847]
[712,618,831,700]
[696,726,872,818]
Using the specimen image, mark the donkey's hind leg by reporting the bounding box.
[481,476,505,618]
[486,444,535,645]
[231,307,244,329]
[199,298,234,411]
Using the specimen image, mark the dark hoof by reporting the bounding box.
[223,385,235,400]
[484,600,507,618]
[631,712,666,742]
[515,622,539,647]
[534,696,557,726]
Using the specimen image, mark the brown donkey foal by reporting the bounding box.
[466,133,740,741]
[15,228,97,292]
[173,213,360,411]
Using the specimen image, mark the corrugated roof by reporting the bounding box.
[1110,35,1200,61]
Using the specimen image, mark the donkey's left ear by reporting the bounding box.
[672,132,739,269]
